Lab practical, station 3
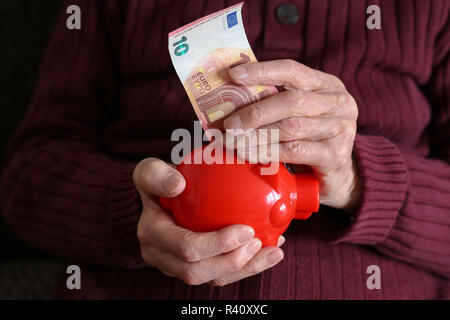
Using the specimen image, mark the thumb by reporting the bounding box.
[133,158,186,198]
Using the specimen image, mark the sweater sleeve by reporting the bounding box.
[0,0,145,268]
[330,20,450,278]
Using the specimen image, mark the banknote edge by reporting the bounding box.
[168,1,244,38]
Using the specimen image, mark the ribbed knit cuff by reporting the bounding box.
[108,163,146,268]
[333,134,409,245]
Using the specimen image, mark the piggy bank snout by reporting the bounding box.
[269,197,294,228]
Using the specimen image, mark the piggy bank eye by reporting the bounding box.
[270,198,293,227]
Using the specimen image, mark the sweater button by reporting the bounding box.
[275,3,299,25]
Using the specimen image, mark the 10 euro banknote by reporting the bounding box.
[168,2,278,134]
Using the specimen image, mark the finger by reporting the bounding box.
[151,221,256,262]
[133,158,186,198]
[153,238,263,285]
[236,140,332,168]
[227,117,347,150]
[229,60,344,91]
[209,247,284,286]
[223,91,348,132]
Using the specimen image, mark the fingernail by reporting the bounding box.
[278,236,286,247]
[247,239,261,256]
[163,173,182,194]
[238,227,254,244]
[267,250,283,265]
[224,116,242,130]
[230,66,248,80]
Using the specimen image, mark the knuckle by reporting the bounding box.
[257,62,269,79]
[335,92,349,107]
[331,144,349,167]
[180,265,201,286]
[248,105,267,124]
[217,235,235,253]
[178,235,199,262]
[139,248,151,265]
[180,247,198,263]
[137,225,147,243]
[341,93,352,106]
[134,158,156,187]
[138,158,164,188]
[329,75,344,89]
[141,248,160,267]
[340,120,357,140]
[283,59,299,74]
[228,256,244,273]
[347,96,359,120]
[347,94,357,107]
[285,141,307,160]
[210,278,228,287]
[292,91,308,110]
[335,157,348,168]
[337,92,358,120]
[284,60,302,84]
[137,219,154,245]
[282,118,301,137]
[141,158,159,177]
[247,262,262,276]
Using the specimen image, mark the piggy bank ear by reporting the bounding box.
[250,164,281,192]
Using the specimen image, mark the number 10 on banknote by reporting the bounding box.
[168,2,278,134]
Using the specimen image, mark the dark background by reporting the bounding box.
[0,0,65,299]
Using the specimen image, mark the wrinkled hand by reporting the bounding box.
[133,158,285,286]
[224,59,360,211]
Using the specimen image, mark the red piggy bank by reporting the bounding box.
[160,146,319,247]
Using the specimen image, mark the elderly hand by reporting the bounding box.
[133,158,285,286]
[224,59,360,211]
